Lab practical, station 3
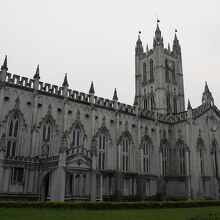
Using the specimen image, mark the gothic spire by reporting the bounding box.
[113,88,118,101]
[62,73,69,87]
[153,20,163,48]
[89,81,95,94]
[135,31,143,55]
[33,64,40,79]
[173,30,181,54]
[1,55,8,71]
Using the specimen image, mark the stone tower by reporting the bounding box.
[135,21,185,114]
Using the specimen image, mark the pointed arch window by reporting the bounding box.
[42,121,52,143]
[41,120,53,157]
[75,174,81,195]
[150,60,154,80]
[150,96,155,111]
[122,137,129,172]
[197,138,205,176]
[173,97,177,114]
[167,94,171,114]
[143,63,147,82]
[6,115,19,157]
[177,140,186,175]
[98,132,107,170]
[161,141,169,175]
[212,140,219,177]
[143,139,152,174]
[73,126,81,146]
[143,97,148,110]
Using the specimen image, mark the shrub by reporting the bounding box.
[0,200,220,210]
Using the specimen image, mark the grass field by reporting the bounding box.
[0,206,220,220]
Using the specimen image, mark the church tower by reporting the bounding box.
[135,21,185,114]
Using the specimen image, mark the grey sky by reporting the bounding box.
[0,0,219,108]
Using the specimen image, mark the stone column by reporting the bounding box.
[50,133,67,201]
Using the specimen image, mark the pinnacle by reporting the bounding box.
[187,99,192,109]
[113,88,118,101]
[89,81,95,94]
[1,55,8,71]
[33,64,40,79]
[62,73,69,87]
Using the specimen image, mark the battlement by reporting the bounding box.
[2,71,215,125]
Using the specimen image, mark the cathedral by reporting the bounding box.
[0,22,220,202]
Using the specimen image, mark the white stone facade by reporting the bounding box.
[0,24,220,201]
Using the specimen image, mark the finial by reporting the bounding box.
[187,99,192,109]
[113,88,118,101]
[146,44,149,52]
[1,55,8,71]
[33,64,40,79]
[204,81,210,93]
[89,81,95,94]
[62,73,69,87]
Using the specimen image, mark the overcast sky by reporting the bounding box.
[0,0,219,108]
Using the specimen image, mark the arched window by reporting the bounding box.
[173,97,177,114]
[143,97,148,110]
[212,140,219,177]
[143,63,147,82]
[143,139,152,174]
[73,126,81,146]
[150,96,155,111]
[41,120,53,157]
[75,174,81,195]
[177,140,186,175]
[197,138,205,175]
[167,95,171,114]
[98,132,107,170]
[6,115,19,157]
[161,141,169,175]
[150,60,154,80]
[122,137,129,172]
[42,121,52,143]
[82,174,86,194]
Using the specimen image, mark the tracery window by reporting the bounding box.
[98,132,107,170]
[161,141,169,175]
[177,140,186,175]
[6,115,19,157]
[122,137,129,172]
[11,167,24,183]
[143,139,152,174]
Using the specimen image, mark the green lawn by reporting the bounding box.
[0,207,220,220]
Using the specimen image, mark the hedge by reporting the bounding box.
[1,200,220,210]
